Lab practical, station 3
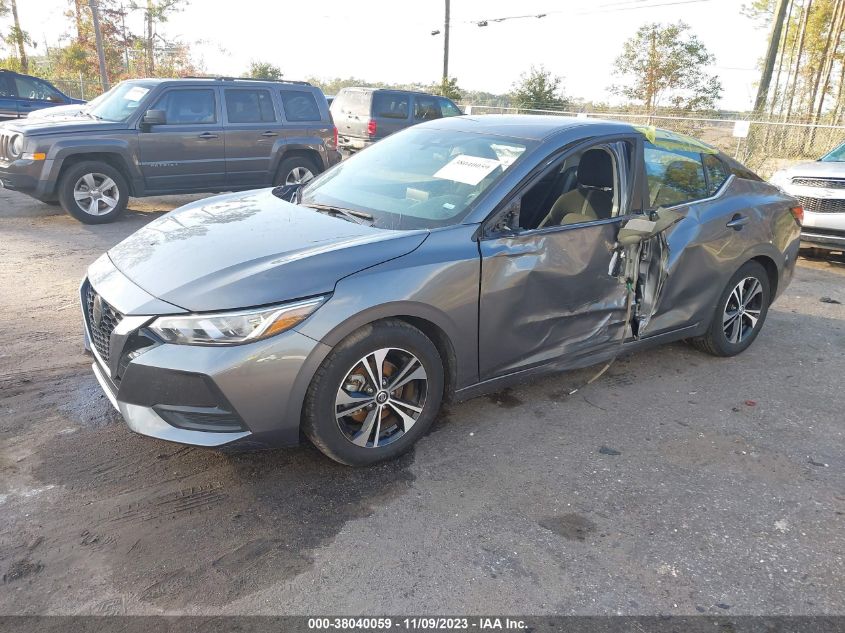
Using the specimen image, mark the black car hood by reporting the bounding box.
[108,189,429,312]
[0,116,127,135]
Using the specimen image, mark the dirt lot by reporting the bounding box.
[1,189,843,615]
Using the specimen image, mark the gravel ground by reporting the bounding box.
[0,189,843,615]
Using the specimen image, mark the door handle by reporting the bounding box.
[198,132,218,139]
[260,131,278,137]
[726,214,749,230]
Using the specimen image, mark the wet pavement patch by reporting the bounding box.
[2,558,43,583]
[486,388,523,409]
[538,513,597,541]
[16,415,417,610]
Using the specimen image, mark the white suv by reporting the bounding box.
[771,142,845,253]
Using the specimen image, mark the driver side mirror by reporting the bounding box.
[142,109,166,128]
[274,182,304,203]
[617,207,684,246]
[47,95,64,103]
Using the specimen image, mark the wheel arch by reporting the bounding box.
[315,304,461,402]
[272,145,326,180]
[57,152,137,196]
[749,254,779,303]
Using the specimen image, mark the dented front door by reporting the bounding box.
[478,220,629,380]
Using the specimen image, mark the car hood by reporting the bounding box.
[27,104,87,120]
[107,189,429,312]
[0,115,125,135]
[782,160,845,178]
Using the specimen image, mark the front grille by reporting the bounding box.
[791,177,845,189]
[795,195,845,214]
[85,284,123,362]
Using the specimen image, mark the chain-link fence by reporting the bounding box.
[48,77,105,101]
[462,105,845,179]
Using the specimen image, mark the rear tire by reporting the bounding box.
[302,319,444,466]
[690,260,771,357]
[58,161,128,224]
[273,155,320,187]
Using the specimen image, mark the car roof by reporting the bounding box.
[419,114,635,141]
[119,77,314,88]
[338,86,447,97]
[420,114,718,150]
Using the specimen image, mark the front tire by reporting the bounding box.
[690,260,771,357]
[58,161,128,224]
[302,320,444,466]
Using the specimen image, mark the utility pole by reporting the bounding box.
[753,0,790,113]
[89,0,110,91]
[442,0,450,85]
[10,0,28,73]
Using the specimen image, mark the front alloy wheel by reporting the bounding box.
[303,319,444,465]
[335,347,428,448]
[58,160,128,224]
[73,173,120,217]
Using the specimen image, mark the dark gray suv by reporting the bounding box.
[331,87,462,153]
[0,77,339,223]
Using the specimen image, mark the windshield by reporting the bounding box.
[299,127,530,229]
[821,142,845,162]
[88,81,156,122]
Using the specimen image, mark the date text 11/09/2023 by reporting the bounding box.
[307,617,528,630]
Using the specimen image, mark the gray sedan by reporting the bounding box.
[81,116,802,465]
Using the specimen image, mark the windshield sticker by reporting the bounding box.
[434,155,501,186]
[124,86,150,102]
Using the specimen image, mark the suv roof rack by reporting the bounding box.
[182,76,312,86]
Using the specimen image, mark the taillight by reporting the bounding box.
[367,119,377,137]
[332,125,338,149]
[790,205,804,225]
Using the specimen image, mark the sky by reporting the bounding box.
[23,0,769,111]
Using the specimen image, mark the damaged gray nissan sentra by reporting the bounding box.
[81,115,802,465]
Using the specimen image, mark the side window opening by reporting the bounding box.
[151,89,216,125]
[439,98,462,117]
[643,143,707,207]
[703,153,730,196]
[225,89,276,123]
[372,92,409,119]
[414,96,441,121]
[14,76,62,101]
[515,143,628,231]
[279,90,321,122]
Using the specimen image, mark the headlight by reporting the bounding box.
[149,297,325,345]
[9,134,23,157]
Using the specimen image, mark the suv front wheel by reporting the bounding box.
[58,161,129,224]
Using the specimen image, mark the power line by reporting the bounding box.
[449,0,716,29]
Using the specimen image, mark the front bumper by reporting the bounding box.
[82,258,332,448]
[800,210,845,251]
[0,160,52,199]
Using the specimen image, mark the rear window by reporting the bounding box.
[373,92,409,119]
[280,90,322,122]
[333,89,371,116]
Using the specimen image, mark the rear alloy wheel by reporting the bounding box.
[691,260,771,357]
[58,161,128,224]
[303,320,444,465]
[274,156,320,187]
